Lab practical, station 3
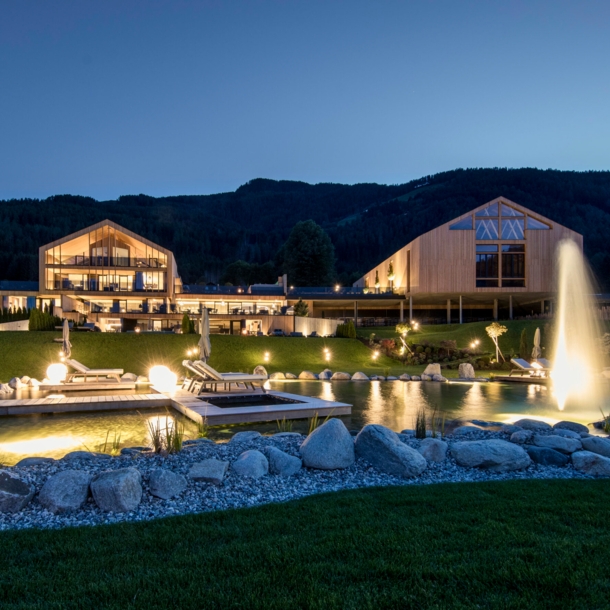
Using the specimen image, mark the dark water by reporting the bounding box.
[0,380,608,464]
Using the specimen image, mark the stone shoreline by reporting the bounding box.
[2,417,609,531]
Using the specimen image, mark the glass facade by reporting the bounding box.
[501,245,525,287]
[476,245,499,287]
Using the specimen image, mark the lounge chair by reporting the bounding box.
[182,360,267,393]
[534,358,552,369]
[64,358,124,383]
[509,358,548,377]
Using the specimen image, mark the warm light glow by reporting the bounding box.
[58,350,64,357]
[149,365,178,393]
[264,352,270,362]
[531,361,543,370]
[135,326,141,333]
[325,352,331,361]
[335,284,340,291]
[470,342,475,349]
[372,351,379,360]
[0,435,81,455]
[46,363,67,384]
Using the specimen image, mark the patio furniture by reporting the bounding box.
[533,358,552,369]
[509,358,548,377]
[182,360,267,393]
[63,358,124,383]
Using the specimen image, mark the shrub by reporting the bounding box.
[415,345,424,354]
[181,313,192,334]
[293,299,309,317]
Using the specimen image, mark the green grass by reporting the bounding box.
[1,480,610,609]
[0,332,407,381]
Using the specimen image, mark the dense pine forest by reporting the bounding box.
[1,168,610,288]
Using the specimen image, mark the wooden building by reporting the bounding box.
[354,196,583,323]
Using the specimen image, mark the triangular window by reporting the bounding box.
[475,202,499,217]
[501,204,524,217]
[449,217,473,230]
[527,217,550,230]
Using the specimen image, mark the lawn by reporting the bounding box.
[1,480,610,609]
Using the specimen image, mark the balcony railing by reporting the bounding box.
[46,255,167,268]
[52,281,166,293]
[287,286,404,296]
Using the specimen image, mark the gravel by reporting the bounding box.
[0,426,596,531]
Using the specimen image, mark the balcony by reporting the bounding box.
[46,255,167,268]
[287,286,404,297]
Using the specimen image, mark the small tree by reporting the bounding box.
[519,328,529,359]
[293,299,309,317]
[374,270,380,289]
[486,322,508,363]
[387,261,395,283]
[181,313,192,334]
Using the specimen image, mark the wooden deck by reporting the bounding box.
[38,382,137,392]
[171,389,351,425]
[0,393,171,416]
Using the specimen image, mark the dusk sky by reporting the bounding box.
[1,0,609,200]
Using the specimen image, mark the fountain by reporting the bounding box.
[552,239,603,411]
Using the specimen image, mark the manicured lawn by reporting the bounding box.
[0,332,410,381]
[1,480,610,609]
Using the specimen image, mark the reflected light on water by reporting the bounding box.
[321,382,334,402]
[0,436,82,455]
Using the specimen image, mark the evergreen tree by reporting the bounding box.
[282,220,335,286]
[293,299,309,317]
[181,313,192,334]
[519,328,529,359]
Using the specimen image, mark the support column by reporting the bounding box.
[493,299,498,321]
[549,300,554,316]
[409,296,413,322]
[459,295,463,324]
[354,301,358,328]
[509,295,513,320]
[541,299,545,314]
[447,299,451,324]
[400,301,404,322]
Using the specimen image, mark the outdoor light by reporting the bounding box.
[135,326,141,334]
[413,322,419,330]
[264,352,270,362]
[335,284,340,292]
[58,350,64,357]
[46,363,67,384]
[325,352,331,362]
[372,351,379,360]
[149,365,177,393]
[470,342,475,349]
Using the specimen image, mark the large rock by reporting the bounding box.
[351,372,370,381]
[269,372,286,380]
[418,438,448,462]
[253,365,268,378]
[355,424,427,478]
[452,425,483,437]
[331,372,351,380]
[300,418,355,470]
[38,470,91,514]
[533,434,582,454]
[510,430,533,444]
[572,451,610,476]
[432,374,448,382]
[136,375,148,384]
[121,372,137,382]
[421,374,432,381]
[458,363,476,379]
[451,440,531,472]
[149,469,187,499]
[318,371,332,380]
[411,375,421,381]
[552,428,582,440]
[554,421,589,435]
[232,450,268,479]
[285,372,297,379]
[8,377,22,390]
[525,446,570,467]
[513,418,553,432]
[423,363,442,377]
[581,436,610,458]
[266,446,302,476]
[28,378,40,388]
[229,431,262,444]
[15,457,56,467]
[298,371,317,380]
[188,459,228,485]
[0,470,35,512]
[20,376,31,384]
[399,373,411,381]
[90,468,142,513]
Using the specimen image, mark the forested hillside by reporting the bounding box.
[1,168,610,288]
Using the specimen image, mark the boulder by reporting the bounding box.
[298,371,317,380]
[533,434,582,454]
[300,418,355,470]
[269,372,286,380]
[266,446,302,476]
[148,469,187,499]
[421,374,432,381]
[376,376,386,381]
[355,424,427,478]
[253,365,268,378]
[458,363,476,379]
[15,457,56,467]
[0,470,35,512]
[500,424,522,435]
[423,363,442,377]
[8,377,22,390]
[513,418,553,431]
[28,378,40,388]
[232,450,268,479]
[411,375,421,381]
[510,430,533,444]
[553,421,589,435]
[552,428,581,440]
[38,470,91,514]
[121,372,137,382]
[136,375,148,384]
[387,376,398,381]
[452,425,483,437]
[90,468,142,513]
[581,436,610,459]
[0,383,12,394]
[525,446,569,467]
[399,373,411,381]
[331,372,351,381]
[188,459,229,485]
[62,451,111,461]
[285,372,297,379]
[451,440,531,472]
[418,438,448,462]
[318,371,332,380]
[572,451,610,477]
[351,372,370,381]
[432,374,448,382]
[229,431,262,444]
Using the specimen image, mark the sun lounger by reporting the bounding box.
[509,358,548,377]
[64,358,124,383]
[533,358,552,369]
[182,360,267,393]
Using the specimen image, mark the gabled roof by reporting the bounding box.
[39,219,171,255]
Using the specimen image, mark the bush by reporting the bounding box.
[415,346,424,354]
[28,308,60,331]
[181,313,192,334]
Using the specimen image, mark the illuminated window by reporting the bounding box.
[502,245,525,287]
[476,245,498,287]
